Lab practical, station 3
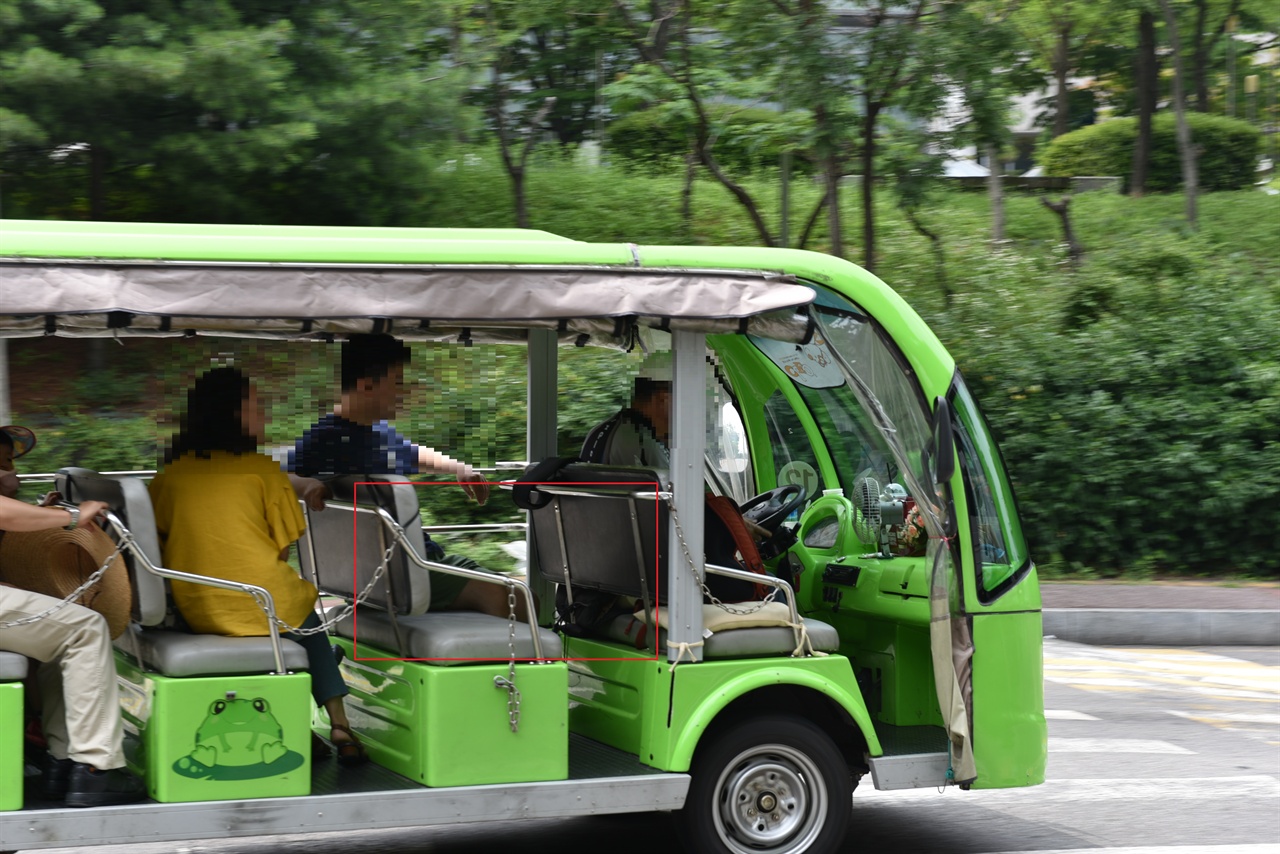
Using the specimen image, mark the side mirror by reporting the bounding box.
[931,396,955,487]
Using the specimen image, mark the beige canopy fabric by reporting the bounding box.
[0,262,816,345]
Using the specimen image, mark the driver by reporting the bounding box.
[579,352,670,470]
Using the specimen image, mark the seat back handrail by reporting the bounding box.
[704,562,800,625]
[99,509,289,674]
[319,499,545,661]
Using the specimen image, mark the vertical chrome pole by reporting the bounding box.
[666,330,706,663]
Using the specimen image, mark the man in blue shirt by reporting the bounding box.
[289,335,517,616]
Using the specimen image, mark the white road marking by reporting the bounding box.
[978,846,1280,854]
[859,775,1280,803]
[1045,709,1100,721]
[1166,710,1280,725]
[1048,737,1194,754]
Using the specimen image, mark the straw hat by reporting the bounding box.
[0,526,131,639]
[0,426,36,459]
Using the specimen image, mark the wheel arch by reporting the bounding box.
[670,673,880,775]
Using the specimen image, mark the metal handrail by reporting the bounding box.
[98,509,289,674]
[324,500,546,660]
[704,562,801,627]
[514,484,666,502]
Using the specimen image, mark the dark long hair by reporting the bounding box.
[164,367,259,462]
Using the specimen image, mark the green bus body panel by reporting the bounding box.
[970,612,1047,788]
[115,654,313,803]
[0,682,21,811]
[665,655,881,772]
[562,639,878,773]
[332,638,569,787]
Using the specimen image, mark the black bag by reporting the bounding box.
[553,585,632,638]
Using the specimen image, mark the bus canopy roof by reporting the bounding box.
[0,222,814,346]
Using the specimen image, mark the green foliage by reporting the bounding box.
[1041,113,1262,191]
[606,102,809,173]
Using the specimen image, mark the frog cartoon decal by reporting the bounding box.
[173,696,304,780]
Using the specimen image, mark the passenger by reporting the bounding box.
[288,334,529,621]
[0,428,147,806]
[149,368,366,765]
[579,351,672,468]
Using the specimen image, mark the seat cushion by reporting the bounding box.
[118,625,310,677]
[605,611,840,658]
[0,651,28,681]
[331,608,563,664]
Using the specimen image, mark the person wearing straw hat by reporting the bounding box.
[0,425,146,806]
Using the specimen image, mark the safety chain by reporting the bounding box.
[667,495,777,616]
[0,542,124,629]
[492,579,522,732]
[275,536,401,637]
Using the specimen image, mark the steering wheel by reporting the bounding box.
[739,485,808,533]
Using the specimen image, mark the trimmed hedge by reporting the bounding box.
[1040,113,1260,191]
[606,103,811,173]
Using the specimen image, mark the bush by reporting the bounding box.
[606,103,811,174]
[1040,113,1260,191]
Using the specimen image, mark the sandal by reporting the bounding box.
[330,724,368,767]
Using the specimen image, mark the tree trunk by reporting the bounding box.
[512,167,528,228]
[825,155,844,260]
[1192,0,1211,112]
[1052,24,1072,139]
[986,142,1005,246]
[1039,195,1083,266]
[89,144,108,221]
[681,147,696,240]
[1158,0,1198,228]
[1130,10,1158,196]
[860,105,879,273]
[798,186,829,251]
[904,207,950,305]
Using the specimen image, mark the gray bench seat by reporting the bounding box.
[328,608,562,663]
[119,625,310,678]
[604,613,840,658]
[0,651,28,681]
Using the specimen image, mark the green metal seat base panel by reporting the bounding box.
[0,683,22,811]
[333,637,569,787]
[116,654,313,803]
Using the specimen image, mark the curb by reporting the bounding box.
[1043,609,1280,646]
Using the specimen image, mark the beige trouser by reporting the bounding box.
[0,587,126,769]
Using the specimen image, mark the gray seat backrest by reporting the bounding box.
[297,475,431,615]
[526,463,668,601]
[56,467,167,627]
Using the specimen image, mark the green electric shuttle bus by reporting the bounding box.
[0,219,1046,854]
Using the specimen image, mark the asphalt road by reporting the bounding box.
[24,640,1280,854]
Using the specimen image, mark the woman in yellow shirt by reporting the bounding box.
[149,367,365,765]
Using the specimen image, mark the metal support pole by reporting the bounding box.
[526,328,558,625]
[666,330,706,663]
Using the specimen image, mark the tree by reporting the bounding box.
[1130,7,1160,196]
[1007,0,1111,139]
[0,0,464,224]
[1159,0,1200,228]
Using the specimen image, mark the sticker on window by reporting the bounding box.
[750,333,845,389]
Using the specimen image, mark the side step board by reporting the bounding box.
[867,751,952,790]
[0,772,691,851]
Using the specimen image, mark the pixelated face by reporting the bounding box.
[363,363,406,420]
[240,384,267,444]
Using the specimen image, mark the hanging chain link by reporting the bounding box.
[667,495,776,616]
[0,541,124,629]
[493,579,521,732]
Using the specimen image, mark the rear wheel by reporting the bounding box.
[678,714,853,854]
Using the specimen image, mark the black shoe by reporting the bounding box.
[65,763,147,808]
[41,755,74,800]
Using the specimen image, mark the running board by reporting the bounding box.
[867,751,951,790]
[0,772,691,851]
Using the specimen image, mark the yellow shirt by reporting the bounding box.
[149,451,314,637]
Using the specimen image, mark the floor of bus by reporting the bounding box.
[17,733,669,812]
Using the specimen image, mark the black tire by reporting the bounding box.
[677,714,853,854]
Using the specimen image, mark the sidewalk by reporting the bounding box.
[1040,582,1280,646]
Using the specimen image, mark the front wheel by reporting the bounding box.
[678,714,853,854]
